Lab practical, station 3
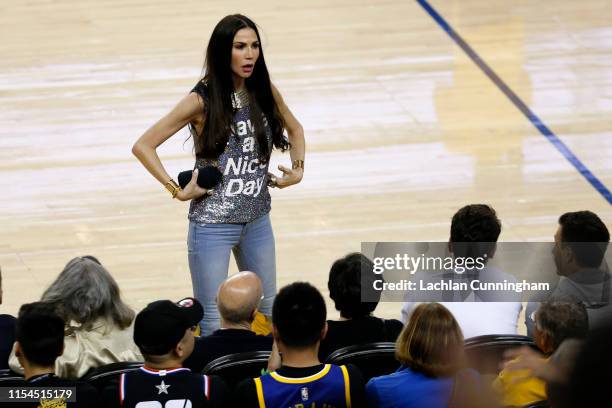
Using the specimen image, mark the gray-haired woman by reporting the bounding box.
[10,256,142,378]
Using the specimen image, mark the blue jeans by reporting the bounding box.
[187,213,276,335]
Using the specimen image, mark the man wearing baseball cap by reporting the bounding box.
[104,297,228,407]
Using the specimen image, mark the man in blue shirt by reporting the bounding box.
[234,282,366,407]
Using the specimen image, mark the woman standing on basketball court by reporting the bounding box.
[132,14,305,335]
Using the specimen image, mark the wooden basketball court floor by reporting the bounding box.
[1,0,611,322]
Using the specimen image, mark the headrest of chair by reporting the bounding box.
[326,342,397,362]
[203,351,272,374]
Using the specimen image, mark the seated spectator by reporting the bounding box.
[184,271,273,372]
[401,204,522,338]
[104,297,228,407]
[495,300,588,406]
[502,321,612,408]
[9,256,142,378]
[9,302,100,407]
[234,282,366,407]
[319,253,403,361]
[367,303,484,408]
[0,266,16,369]
[526,211,611,336]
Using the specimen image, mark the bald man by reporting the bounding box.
[184,272,273,372]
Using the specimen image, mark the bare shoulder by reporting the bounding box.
[176,92,205,124]
[186,91,206,114]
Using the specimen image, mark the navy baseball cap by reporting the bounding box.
[134,297,203,355]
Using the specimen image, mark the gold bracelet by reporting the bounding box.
[292,159,304,170]
[164,179,181,198]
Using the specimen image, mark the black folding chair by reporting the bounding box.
[81,361,143,392]
[0,368,24,384]
[325,342,399,381]
[203,351,271,388]
[464,334,537,374]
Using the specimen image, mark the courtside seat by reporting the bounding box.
[464,334,537,375]
[82,361,143,391]
[325,342,399,381]
[0,368,24,384]
[203,351,271,387]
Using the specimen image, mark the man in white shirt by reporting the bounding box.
[400,204,522,338]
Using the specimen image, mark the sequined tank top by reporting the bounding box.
[188,80,272,224]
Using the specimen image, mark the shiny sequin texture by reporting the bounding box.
[188,82,272,224]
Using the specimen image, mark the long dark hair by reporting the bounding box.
[191,14,289,163]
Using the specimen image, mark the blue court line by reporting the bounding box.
[416,0,612,205]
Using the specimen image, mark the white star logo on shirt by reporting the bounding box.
[156,380,171,395]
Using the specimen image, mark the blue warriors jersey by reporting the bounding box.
[254,364,351,408]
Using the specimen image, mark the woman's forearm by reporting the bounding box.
[132,138,172,186]
[132,93,203,188]
[288,124,305,163]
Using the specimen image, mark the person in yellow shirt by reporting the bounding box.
[494,300,588,406]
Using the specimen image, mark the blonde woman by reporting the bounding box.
[366,303,486,408]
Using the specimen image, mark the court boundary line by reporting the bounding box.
[416,0,612,205]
